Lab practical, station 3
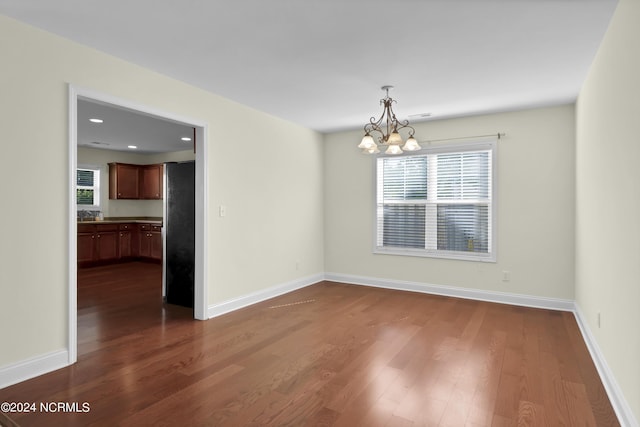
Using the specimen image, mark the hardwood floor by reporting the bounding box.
[0,262,619,426]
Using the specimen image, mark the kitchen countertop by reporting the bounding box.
[77,217,163,225]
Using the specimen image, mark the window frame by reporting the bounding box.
[76,164,101,211]
[373,138,497,262]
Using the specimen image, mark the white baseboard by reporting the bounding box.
[573,304,638,427]
[324,272,575,311]
[0,350,69,390]
[207,273,324,319]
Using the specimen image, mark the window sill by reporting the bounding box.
[374,247,496,263]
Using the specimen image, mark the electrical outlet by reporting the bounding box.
[295,260,300,270]
[597,311,601,328]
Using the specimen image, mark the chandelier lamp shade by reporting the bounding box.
[358,86,422,155]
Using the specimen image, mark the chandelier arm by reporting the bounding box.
[369,108,387,128]
[364,126,385,144]
[367,118,381,129]
[386,101,415,138]
[365,109,392,144]
[394,120,415,137]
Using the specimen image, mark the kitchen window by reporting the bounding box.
[375,139,496,262]
[76,165,101,210]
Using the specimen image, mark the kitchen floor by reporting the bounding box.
[77,261,192,356]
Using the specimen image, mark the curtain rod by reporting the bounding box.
[419,132,505,144]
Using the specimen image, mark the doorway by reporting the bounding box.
[68,85,208,364]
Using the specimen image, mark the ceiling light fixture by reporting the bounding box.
[181,137,192,141]
[127,145,137,149]
[358,86,421,155]
[89,118,104,123]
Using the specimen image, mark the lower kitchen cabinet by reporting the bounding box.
[77,224,119,266]
[138,224,162,261]
[77,230,96,264]
[118,224,133,259]
[78,222,162,267]
[96,229,118,261]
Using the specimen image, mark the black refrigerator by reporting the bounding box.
[163,161,195,308]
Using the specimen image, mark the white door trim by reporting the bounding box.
[67,84,209,364]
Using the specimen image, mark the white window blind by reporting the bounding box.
[375,139,496,262]
[76,166,100,209]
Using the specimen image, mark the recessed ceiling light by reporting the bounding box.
[127,145,137,149]
[181,137,192,141]
[89,118,104,123]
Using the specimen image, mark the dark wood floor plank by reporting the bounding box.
[0,263,620,426]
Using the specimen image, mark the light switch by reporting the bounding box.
[219,205,227,217]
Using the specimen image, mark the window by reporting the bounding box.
[375,139,496,262]
[76,165,101,209]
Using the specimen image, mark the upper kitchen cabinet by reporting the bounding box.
[141,164,163,199]
[109,163,140,199]
[109,162,164,200]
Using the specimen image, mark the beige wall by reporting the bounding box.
[0,15,325,367]
[77,147,195,217]
[324,105,576,300]
[576,0,640,421]
[3,5,637,418]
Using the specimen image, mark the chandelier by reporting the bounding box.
[358,86,421,155]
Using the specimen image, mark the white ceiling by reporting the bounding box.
[1,0,619,145]
[77,99,195,153]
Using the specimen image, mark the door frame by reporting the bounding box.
[67,84,209,364]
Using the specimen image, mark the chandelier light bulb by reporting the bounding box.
[385,144,403,155]
[402,137,421,151]
[387,132,403,145]
[358,134,376,150]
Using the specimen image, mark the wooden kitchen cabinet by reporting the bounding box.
[140,164,164,200]
[118,223,134,259]
[141,164,163,199]
[78,222,162,267]
[77,229,96,263]
[150,226,163,260]
[109,162,164,200]
[109,163,140,199]
[77,223,119,266]
[96,228,118,261]
[139,224,163,262]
